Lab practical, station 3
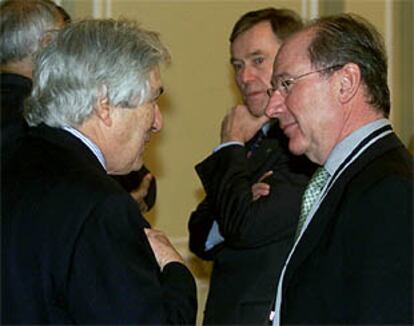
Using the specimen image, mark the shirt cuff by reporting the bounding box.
[213,141,244,153]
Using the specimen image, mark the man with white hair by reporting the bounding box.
[0,0,65,157]
[2,18,197,324]
[0,0,156,215]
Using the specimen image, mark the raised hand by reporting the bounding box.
[220,104,269,144]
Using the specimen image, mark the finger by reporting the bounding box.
[252,182,270,193]
[257,113,271,126]
[130,173,153,202]
[140,173,153,190]
[252,183,270,201]
[258,170,273,183]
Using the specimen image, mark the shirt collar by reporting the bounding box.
[324,118,390,176]
[63,126,107,170]
[261,121,273,136]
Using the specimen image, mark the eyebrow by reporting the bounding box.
[270,73,290,88]
[153,86,164,100]
[272,72,290,81]
[230,50,265,64]
[148,86,164,103]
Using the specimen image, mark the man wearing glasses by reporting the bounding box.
[266,13,413,325]
[188,8,315,325]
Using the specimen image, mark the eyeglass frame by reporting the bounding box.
[267,64,344,97]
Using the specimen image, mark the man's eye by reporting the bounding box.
[281,79,294,92]
[253,57,264,65]
[232,63,243,71]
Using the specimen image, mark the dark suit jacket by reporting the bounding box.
[0,72,31,160]
[188,125,315,325]
[280,129,413,325]
[1,124,197,324]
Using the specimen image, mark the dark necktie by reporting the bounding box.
[247,130,265,158]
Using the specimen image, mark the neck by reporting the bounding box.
[0,58,33,79]
[315,105,385,166]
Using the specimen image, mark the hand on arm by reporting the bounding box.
[220,104,269,144]
[144,228,184,271]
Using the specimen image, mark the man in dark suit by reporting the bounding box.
[266,13,413,325]
[2,18,196,324]
[0,0,64,159]
[0,0,156,212]
[188,8,315,325]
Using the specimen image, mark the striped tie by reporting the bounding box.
[295,167,330,240]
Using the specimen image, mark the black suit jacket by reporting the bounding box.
[279,129,413,324]
[0,72,31,160]
[1,124,197,324]
[188,125,315,324]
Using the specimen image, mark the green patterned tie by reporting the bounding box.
[295,167,330,240]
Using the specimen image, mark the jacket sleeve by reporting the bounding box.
[66,194,197,325]
[188,198,224,260]
[195,144,312,248]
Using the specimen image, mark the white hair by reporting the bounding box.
[0,0,63,64]
[25,18,170,128]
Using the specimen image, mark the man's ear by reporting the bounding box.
[39,31,56,49]
[94,86,112,127]
[338,63,361,104]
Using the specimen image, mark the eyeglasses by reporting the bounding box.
[267,64,343,97]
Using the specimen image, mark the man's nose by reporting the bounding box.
[152,105,163,132]
[265,90,286,119]
[239,65,256,83]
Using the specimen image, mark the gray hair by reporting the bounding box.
[306,14,390,117]
[25,18,170,127]
[0,0,63,64]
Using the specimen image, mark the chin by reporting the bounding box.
[288,139,307,157]
[131,160,143,172]
[247,105,266,117]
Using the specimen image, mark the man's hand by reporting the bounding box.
[220,104,269,144]
[144,228,184,271]
[252,170,273,201]
[130,173,153,213]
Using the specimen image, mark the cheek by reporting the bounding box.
[259,65,273,86]
[235,74,244,89]
[136,108,154,140]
